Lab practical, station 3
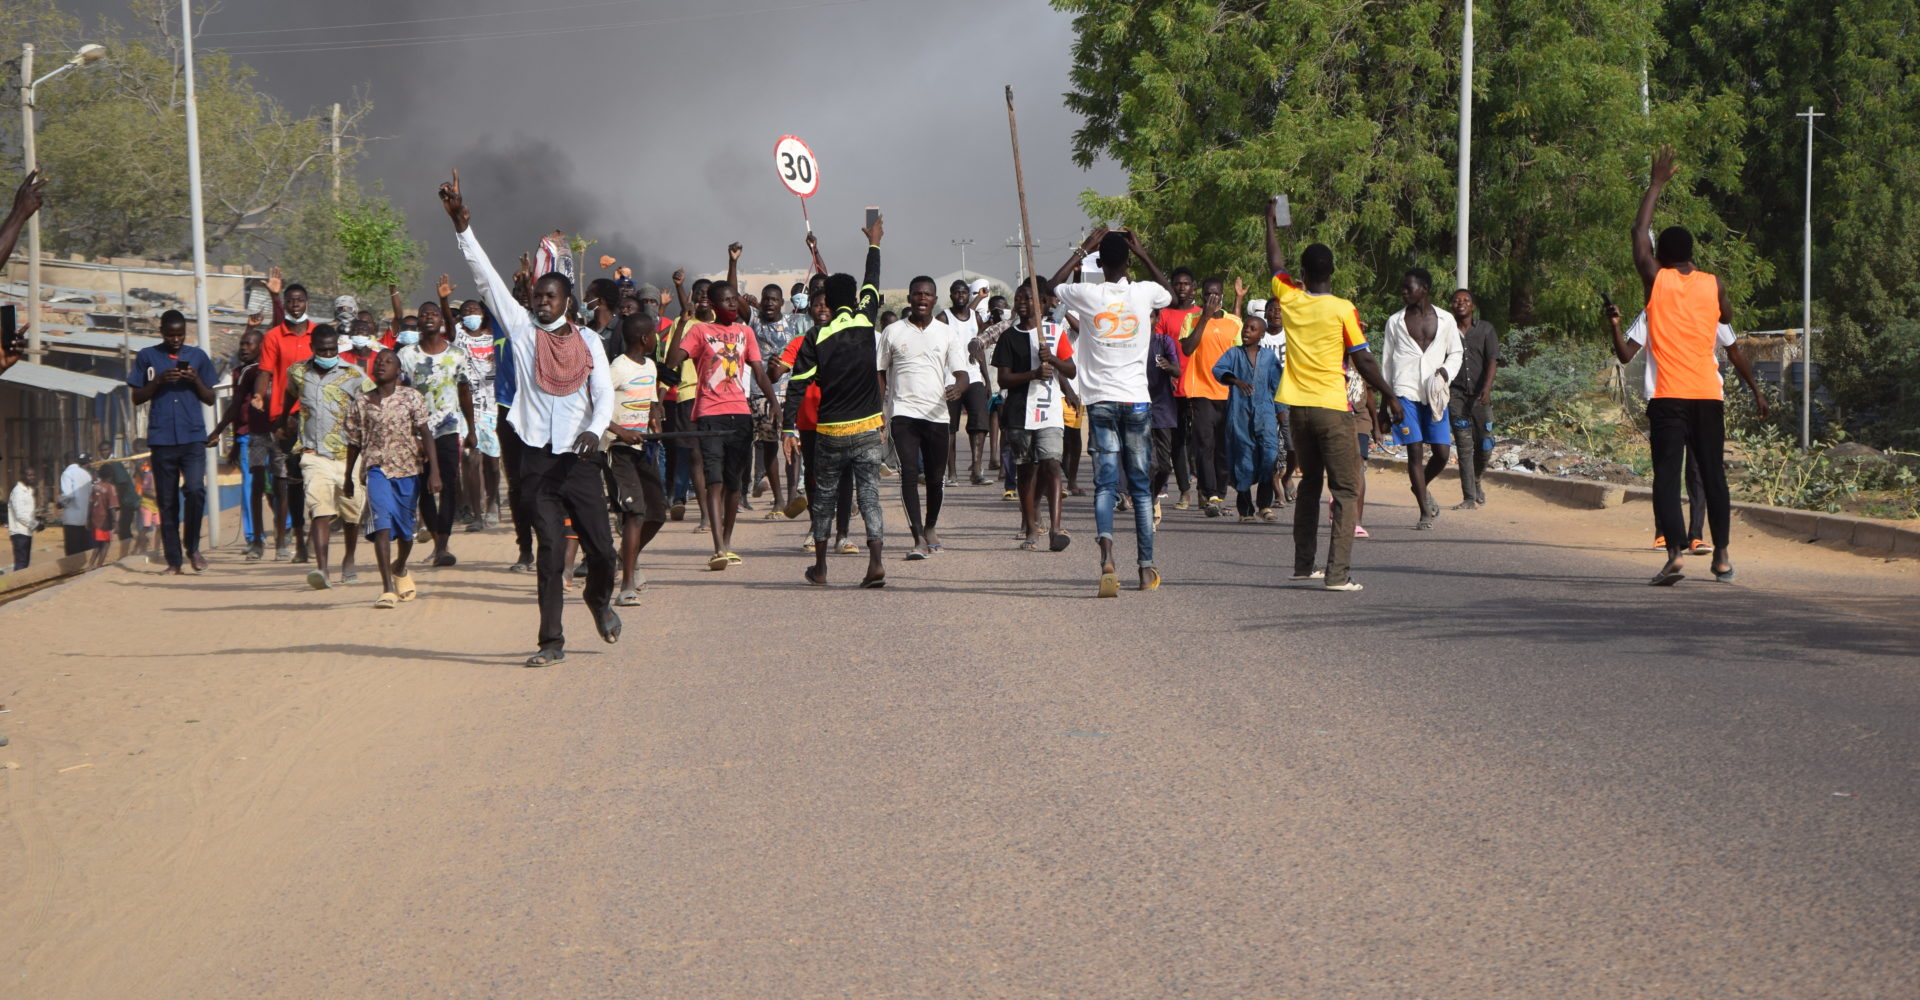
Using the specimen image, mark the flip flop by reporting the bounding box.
[926,541,944,554]
[708,553,729,571]
[1096,571,1120,598]
[593,605,622,644]
[614,589,642,607]
[858,573,887,589]
[783,494,810,519]
[804,565,828,587]
[1048,530,1072,553]
[1649,569,1686,587]
[394,573,417,601]
[724,551,742,564]
[1019,538,1040,551]
[801,538,817,552]
[432,552,458,567]
[1712,565,1736,583]
[339,572,361,586]
[905,548,929,561]
[306,569,330,590]
[374,592,398,609]
[837,540,859,555]
[1139,567,1161,592]
[524,648,566,668]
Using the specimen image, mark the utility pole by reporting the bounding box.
[1796,106,1824,451]
[1004,227,1026,282]
[181,0,219,547]
[20,43,39,362]
[330,102,342,201]
[1454,0,1473,292]
[951,238,974,280]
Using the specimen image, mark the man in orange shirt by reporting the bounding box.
[1622,145,1769,586]
[1179,276,1244,516]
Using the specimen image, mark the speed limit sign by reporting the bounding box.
[774,135,819,198]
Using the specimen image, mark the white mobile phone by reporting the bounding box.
[1273,194,1291,226]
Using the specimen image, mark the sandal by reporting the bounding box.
[804,565,828,587]
[374,592,398,609]
[305,569,330,590]
[394,573,417,601]
[1019,538,1040,551]
[524,648,566,668]
[614,589,642,607]
[1096,571,1120,599]
[708,553,729,571]
[1139,567,1161,592]
[859,572,887,589]
[724,551,742,565]
[837,540,859,555]
[1048,530,1072,553]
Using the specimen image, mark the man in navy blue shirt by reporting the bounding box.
[128,310,216,573]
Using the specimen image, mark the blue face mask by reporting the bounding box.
[461,314,484,332]
[791,293,809,311]
[397,329,421,347]
[311,353,342,370]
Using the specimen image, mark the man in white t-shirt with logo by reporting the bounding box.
[603,312,667,606]
[1048,229,1172,597]
[880,275,972,559]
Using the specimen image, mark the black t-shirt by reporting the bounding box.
[1453,318,1501,393]
[990,323,1042,431]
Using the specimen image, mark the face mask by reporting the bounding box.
[714,308,739,325]
[396,330,421,346]
[287,313,310,325]
[791,293,809,311]
[461,314,484,332]
[349,335,373,350]
[536,313,570,332]
[311,353,341,370]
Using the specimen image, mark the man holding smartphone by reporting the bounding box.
[128,310,217,574]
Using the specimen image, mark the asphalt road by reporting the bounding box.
[6,471,1917,998]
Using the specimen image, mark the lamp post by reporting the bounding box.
[1454,0,1472,291]
[179,2,221,548]
[952,238,974,280]
[19,42,107,362]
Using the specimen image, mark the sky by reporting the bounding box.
[73,0,1126,292]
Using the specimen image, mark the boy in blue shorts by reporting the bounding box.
[1378,268,1462,530]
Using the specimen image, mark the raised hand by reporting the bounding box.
[266,265,283,295]
[1233,275,1247,299]
[438,169,470,231]
[11,170,47,219]
[672,267,686,286]
[727,242,743,261]
[436,273,455,299]
[861,213,884,246]
[805,231,819,250]
[1650,144,1678,187]
[1080,226,1109,253]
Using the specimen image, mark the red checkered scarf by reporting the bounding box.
[533,322,592,396]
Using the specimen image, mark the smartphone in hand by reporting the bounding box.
[1273,195,1291,226]
[865,206,880,229]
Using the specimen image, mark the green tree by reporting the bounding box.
[1052,0,1760,330]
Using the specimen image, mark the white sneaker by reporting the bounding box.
[1290,569,1325,581]
[1324,579,1364,592]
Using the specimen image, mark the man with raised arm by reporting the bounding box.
[1048,229,1171,597]
[781,214,889,589]
[440,170,620,667]
[1264,198,1402,592]
[1625,145,1769,585]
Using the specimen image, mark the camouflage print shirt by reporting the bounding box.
[288,359,371,460]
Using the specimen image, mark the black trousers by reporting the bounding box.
[1189,397,1228,499]
[889,416,949,542]
[521,447,616,652]
[1648,398,1730,552]
[11,533,29,571]
[1170,399,1192,494]
[498,407,533,561]
[418,434,462,537]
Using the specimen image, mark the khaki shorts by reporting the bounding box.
[300,453,365,522]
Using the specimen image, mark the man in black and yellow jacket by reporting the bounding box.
[782,214,887,588]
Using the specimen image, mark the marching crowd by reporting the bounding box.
[5,147,1768,665]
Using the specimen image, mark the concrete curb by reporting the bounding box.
[1367,456,1920,557]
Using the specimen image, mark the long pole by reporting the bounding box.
[330,101,342,202]
[1005,87,1047,409]
[182,0,220,547]
[1454,0,1473,291]
[21,44,41,363]
[1796,106,1823,451]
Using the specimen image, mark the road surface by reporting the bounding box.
[5,468,1916,998]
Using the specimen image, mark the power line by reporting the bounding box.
[217,0,877,56]
[199,0,660,39]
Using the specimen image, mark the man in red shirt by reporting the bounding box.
[1151,267,1199,508]
[257,272,316,562]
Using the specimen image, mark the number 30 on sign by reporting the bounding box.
[774,135,819,198]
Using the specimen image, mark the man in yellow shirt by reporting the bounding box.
[1264,198,1401,591]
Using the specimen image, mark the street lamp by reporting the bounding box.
[19,42,107,362]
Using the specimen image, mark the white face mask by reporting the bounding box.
[349,335,374,350]
[396,329,421,346]
[536,314,569,332]
[286,313,310,325]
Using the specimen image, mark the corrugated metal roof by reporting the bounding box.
[44,331,162,353]
[0,360,125,397]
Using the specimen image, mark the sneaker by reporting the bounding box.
[1290,570,1325,581]
[465,518,486,533]
[275,544,292,562]
[1324,580,1365,592]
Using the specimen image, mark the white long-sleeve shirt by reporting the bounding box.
[1379,304,1464,403]
[59,464,91,527]
[457,226,613,454]
[8,482,35,536]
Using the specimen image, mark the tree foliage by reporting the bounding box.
[4,0,375,268]
[1053,0,1758,329]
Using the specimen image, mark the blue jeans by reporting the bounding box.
[812,429,886,543]
[1086,401,1155,567]
[150,442,206,569]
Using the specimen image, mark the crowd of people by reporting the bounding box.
[5,148,1766,663]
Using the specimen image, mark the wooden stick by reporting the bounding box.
[1006,86,1049,386]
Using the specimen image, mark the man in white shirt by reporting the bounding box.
[1048,228,1172,597]
[59,455,92,557]
[1379,267,1463,530]
[441,169,619,668]
[8,467,37,571]
[939,279,992,485]
[603,311,667,607]
[880,275,971,559]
